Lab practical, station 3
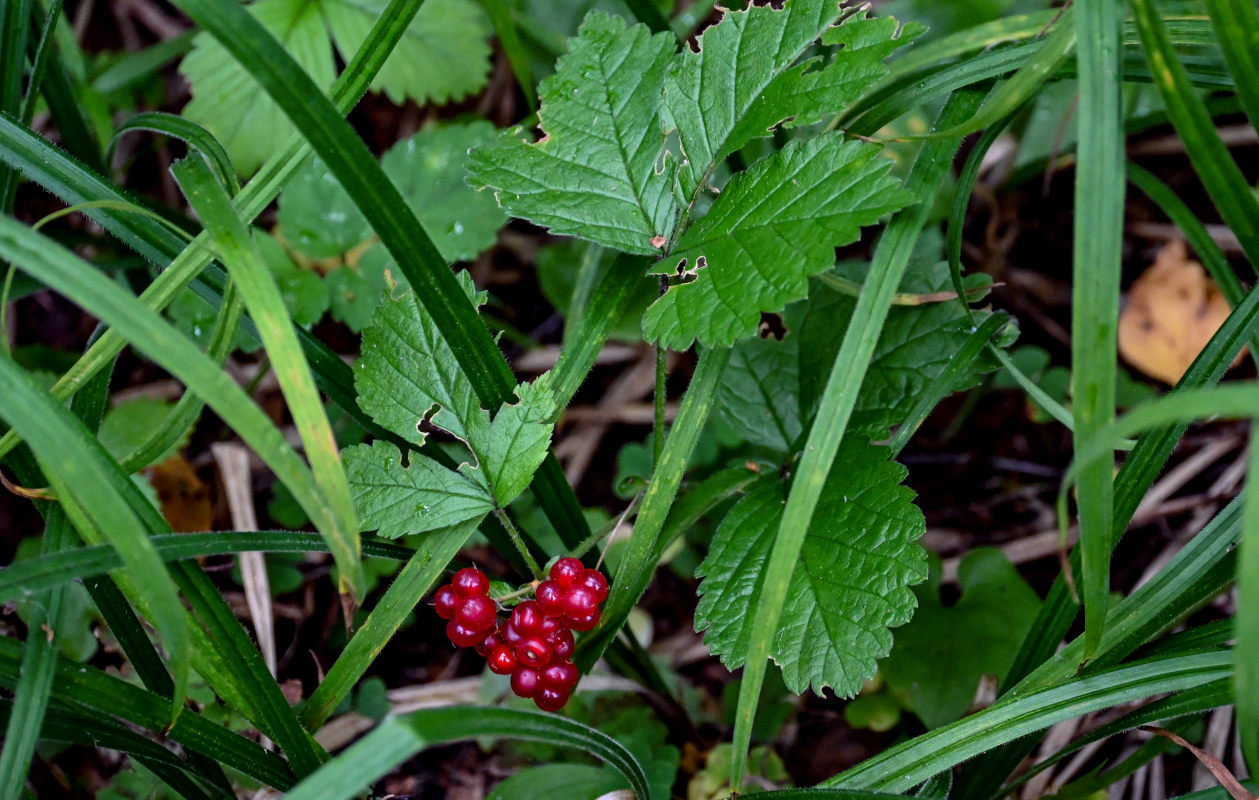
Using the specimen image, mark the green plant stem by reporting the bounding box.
[494,508,544,580]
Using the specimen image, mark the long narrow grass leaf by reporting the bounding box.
[172,155,364,598]
[1072,0,1124,658]
[281,707,652,800]
[110,112,240,195]
[1239,434,1259,769]
[1204,0,1259,133]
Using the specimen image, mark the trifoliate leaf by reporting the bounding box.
[645,134,912,349]
[695,441,926,696]
[468,11,679,255]
[180,0,335,176]
[320,0,491,106]
[668,2,919,198]
[880,548,1041,728]
[347,274,556,536]
[180,0,491,175]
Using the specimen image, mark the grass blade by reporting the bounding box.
[1204,0,1259,133]
[1239,433,1259,770]
[727,88,985,793]
[172,155,364,599]
[576,346,731,670]
[0,356,190,723]
[111,112,240,195]
[0,637,296,790]
[282,707,652,800]
[1072,0,1124,659]
[481,0,536,112]
[300,520,477,730]
[824,651,1232,793]
[0,505,71,797]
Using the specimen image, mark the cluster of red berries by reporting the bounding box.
[432,558,608,711]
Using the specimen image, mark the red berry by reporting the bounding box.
[550,557,584,588]
[452,568,489,597]
[488,644,518,675]
[535,687,569,712]
[455,595,496,631]
[561,586,598,619]
[567,609,600,632]
[540,661,579,693]
[501,621,523,645]
[447,620,484,648]
[547,628,575,661]
[434,586,459,619]
[474,630,501,657]
[511,667,540,698]
[510,601,546,635]
[535,580,565,615]
[579,570,608,603]
[516,637,552,668]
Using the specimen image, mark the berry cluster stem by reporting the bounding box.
[494,507,545,580]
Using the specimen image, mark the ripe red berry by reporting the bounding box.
[501,621,523,645]
[540,661,579,693]
[561,586,598,619]
[474,630,501,657]
[535,580,565,615]
[509,601,545,635]
[447,620,485,648]
[511,667,540,698]
[488,644,518,675]
[566,609,600,632]
[433,586,459,619]
[516,637,552,668]
[455,595,496,631]
[547,628,575,661]
[535,687,570,712]
[549,557,584,588]
[451,567,489,597]
[579,570,608,603]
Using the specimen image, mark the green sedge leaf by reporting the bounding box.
[695,441,927,696]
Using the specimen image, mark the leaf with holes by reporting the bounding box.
[345,273,557,536]
[695,440,927,696]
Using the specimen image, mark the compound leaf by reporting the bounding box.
[348,273,556,536]
[668,3,919,199]
[644,134,912,349]
[468,11,679,255]
[695,441,927,696]
[180,0,335,175]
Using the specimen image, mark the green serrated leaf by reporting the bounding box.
[275,157,371,261]
[645,134,912,348]
[468,11,679,255]
[180,0,335,176]
[668,3,918,199]
[321,0,491,106]
[717,335,804,453]
[349,275,556,534]
[695,441,927,696]
[344,440,494,537]
[881,548,1041,729]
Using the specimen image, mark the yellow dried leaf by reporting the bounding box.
[1117,239,1242,384]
